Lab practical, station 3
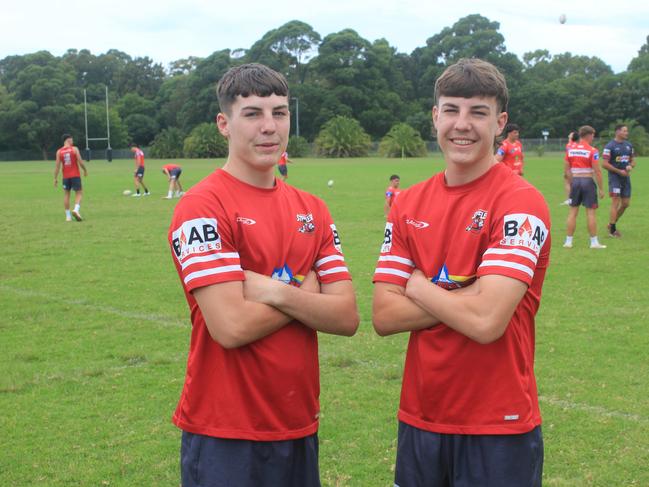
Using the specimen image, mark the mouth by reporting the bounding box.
[256,142,280,152]
[450,138,476,146]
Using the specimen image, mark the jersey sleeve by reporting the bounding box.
[477,188,551,286]
[373,202,415,288]
[168,194,244,293]
[602,142,612,161]
[313,203,352,284]
[496,144,506,157]
[591,149,600,167]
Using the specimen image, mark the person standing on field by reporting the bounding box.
[130,144,150,196]
[277,150,292,181]
[601,124,635,237]
[563,125,607,249]
[561,131,579,205]
[167,63,359,487]
[495,123,525,176]
[54,134,88,221]
[384,174,401,218]
[372,58,550,487]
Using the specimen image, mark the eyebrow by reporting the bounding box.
[240,104,289,112]
[440,102,491,111]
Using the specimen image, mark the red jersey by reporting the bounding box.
[168,169,352,441]
[163,163,180,172]
[385,185,401,206]
[497,139,524,175]
[59,146,81,178]
[278,152,288,166]
[134,148,145,167]
[374,163,551,435]
[565,142,599,176]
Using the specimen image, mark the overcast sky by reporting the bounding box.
[2,0,647,73]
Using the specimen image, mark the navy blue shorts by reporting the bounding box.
[135,166,145,178]
[180,430,321,487]
[62,177,82,191]
[608,172,631,198]
[170,168,182,179]
[394,422,543,487]
[569,177,598,208]
[278,164,288,176]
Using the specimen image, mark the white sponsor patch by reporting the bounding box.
[504,414,520,421]
[381,222,394,253]
[171,217,221,262]
[500,213,548,254]
[330,224,342,252]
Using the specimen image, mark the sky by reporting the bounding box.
[2,0,648,73]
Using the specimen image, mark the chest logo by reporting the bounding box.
[466,209,488,233]
[297,213,315,233]
[406,218,429,229]
[236,216,256,225]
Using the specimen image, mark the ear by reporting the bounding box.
[495,111,508,137]
[216,113,230,138]
[432,106,439,129]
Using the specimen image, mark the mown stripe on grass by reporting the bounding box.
[540,395,648,424]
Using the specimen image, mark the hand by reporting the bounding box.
[598,189,605,199]
[83,169,88,177]
[405,269,429,300]
[625,165,633,174]
[53,178,58,188]
[242,270,280,305]
[300,270,320,294]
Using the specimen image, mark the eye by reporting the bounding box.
[273,110,288,117]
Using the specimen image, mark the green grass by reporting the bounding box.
[1,155,648,486]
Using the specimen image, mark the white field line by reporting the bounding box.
[539,395,649,424]
[0,284,187,328]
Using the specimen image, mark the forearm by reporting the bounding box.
[372,288,440,336]
[267,283,358,336]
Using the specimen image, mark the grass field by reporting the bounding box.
[1,154,648,486]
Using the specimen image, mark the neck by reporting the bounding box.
[222,159,276,189]
[615,137,624,143]
[444,156,496,186]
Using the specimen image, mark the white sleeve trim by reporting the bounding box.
[374,268,412,279]
[181,252,240,270]
[315,255,345,267]
[317,266,349,277]
[184,265,243,284]
[378,255,415,267]
[478,260,533,278]
[483,248,538,264]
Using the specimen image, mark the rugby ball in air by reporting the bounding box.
[559,14,567,24]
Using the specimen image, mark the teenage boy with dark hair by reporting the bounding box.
[384,174,401,217]
[601,124,635,237]
[372,58,551,486]
[168,63,359,487]
[54,134,88,221]
[496,122,525,175]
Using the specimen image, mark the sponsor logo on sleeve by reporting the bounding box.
[171,217,221,261]
[330,224,342,252]
[381,222,393,253]
[501,213,547,254]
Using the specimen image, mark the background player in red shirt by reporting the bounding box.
[277,150,292,180]
[561,131,580,205]
[130,144,150,196]
[384,174,401,218]
[563,125,607,249]
[495,122,525,175]
[372,59,550,487]
[161,163,183,199]
[168,63,359,487]
[53,134,88,221]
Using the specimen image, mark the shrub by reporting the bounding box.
[314,116,371,157]
[183,123,228,158]
[149,128,184,158]
[379,123,427,158]
[287,136,310,157]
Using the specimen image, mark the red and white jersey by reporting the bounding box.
[385,185,401,206]
[163,163,180,172]
[278,151,288,166]
[133,148,145,167]
[373,163,551,435]
[58,146,81,178]
[497,139,524,175]
[168,169,351,441]
[565,142,599,176]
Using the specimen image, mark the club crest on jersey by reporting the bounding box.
[500,213,547,253]
[171,217,221,261]
[271,264,304,287]
[381,222,393,253]
[466,209,488,233]
[297,213,315,233]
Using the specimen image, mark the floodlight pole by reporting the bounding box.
[292,97,300,138]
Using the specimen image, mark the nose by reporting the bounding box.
[454,110,471,131]
[260,112,277,134]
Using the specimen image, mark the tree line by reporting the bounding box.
[1,14,648,159]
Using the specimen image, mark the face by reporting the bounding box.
[616,126,629,140]
[508,129,519,141]
[433,96,507,168]
[64,137,73,146]
[391,178,400,188]
[217,94,290,172]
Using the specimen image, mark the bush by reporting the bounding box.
[379,123,427,158]
[183,123,228,158]
[149,127,185,158]
[314,116,371,157]
[287,136,310,157]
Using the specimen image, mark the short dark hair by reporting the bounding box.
[504,123,520,135]
[62,133,72,143]
[569,131,579,142]
[434,58,509,112]
[614,124,627,132]
[578,125,595,138]
[217,63,289,115]
[390,174,400,181]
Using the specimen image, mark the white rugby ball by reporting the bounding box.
[123,189,132,196]
[327,179,334,187]
[559,14,567,24]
